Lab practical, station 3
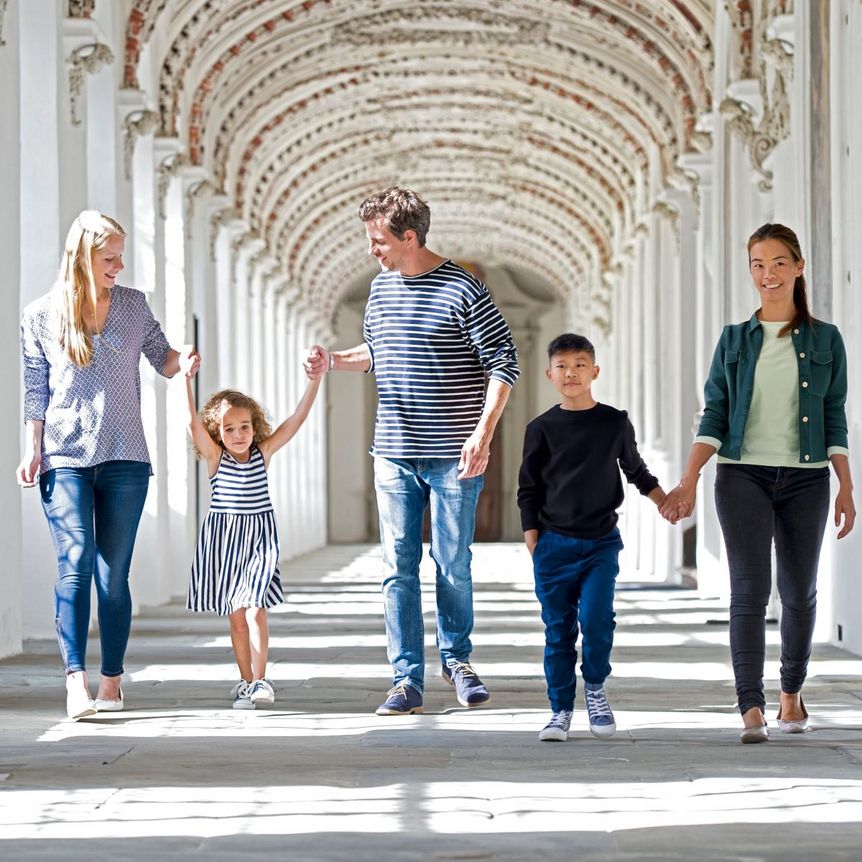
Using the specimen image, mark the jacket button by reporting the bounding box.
[794,329,800,334]
[802,416,809,423]
[799,352,805,358]
[804,454,810,461]
[802,381,808,388]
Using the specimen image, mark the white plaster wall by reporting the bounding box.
[1,0,24,659]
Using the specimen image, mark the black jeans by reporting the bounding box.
[714,463,830,715]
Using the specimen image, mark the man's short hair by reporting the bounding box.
[358,187,431,246]
[547,333,596,363]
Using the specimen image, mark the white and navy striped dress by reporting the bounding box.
[187,444,284,615]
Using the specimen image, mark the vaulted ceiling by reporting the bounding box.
[124,1,714,322]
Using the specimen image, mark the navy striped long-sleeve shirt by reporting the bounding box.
[363,259,519,458]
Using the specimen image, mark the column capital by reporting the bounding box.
[64,19,113,126]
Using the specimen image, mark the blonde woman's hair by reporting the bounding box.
[197,389,273,457]
[56,210,126,366]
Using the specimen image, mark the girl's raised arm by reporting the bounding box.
[179,350,222,474]
[258,375,322,466]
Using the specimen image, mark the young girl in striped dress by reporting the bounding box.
[181,355,322,708]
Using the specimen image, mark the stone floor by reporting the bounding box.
[2,543,862,861]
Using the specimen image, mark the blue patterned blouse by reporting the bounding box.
[21,285,173,472]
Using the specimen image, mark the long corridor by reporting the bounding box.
[1,544,862,861]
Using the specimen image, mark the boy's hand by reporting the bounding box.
[648,487,667,509]
[524,529,539,556]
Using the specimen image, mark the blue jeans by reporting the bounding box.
[532,527,624,711]
[715,464,830,714]
[39,460,151,676]
[374,457,484,693]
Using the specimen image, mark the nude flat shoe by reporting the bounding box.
[777,696,809,733]
[740,723,769,744]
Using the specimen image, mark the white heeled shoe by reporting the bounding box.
[94,688,124,712]
[66,683,97,721]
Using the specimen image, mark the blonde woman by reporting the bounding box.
[17,211,198,720]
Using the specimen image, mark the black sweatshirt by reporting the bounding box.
[517,403,660,539]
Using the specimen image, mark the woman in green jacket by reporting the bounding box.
[661,223,855,743]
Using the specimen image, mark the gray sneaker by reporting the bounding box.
[584,682,616,737]
[231,680,255,710]
[539,710,573,742]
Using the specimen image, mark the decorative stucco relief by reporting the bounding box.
[156,150,189,219]
[721,2,793,192]
[332,6,550,47]
[67,43,113,125]
[185,178,216,237]
[67,0,95,17]
[208,208,236,261]
[122,109,159,179]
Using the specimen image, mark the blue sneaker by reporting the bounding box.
[375,681,424,716]
[442,660,491,708]
[584,682,616,737]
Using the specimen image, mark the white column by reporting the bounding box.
[828,0,862,653]
[18,0,66,639]
[2,0,24,658]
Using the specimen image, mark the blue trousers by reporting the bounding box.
[40,460,150,676]
[374,457,483,693]
[532,527,623,711]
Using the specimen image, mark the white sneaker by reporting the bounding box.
[539,710,573,742]
[231,680,255,710]
[249,678,275,704]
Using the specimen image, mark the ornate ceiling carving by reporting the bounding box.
[122,0,715,323]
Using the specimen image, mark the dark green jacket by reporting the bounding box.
[697,314,849,463]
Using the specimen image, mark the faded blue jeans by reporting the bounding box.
[532,527,624,712]
[39,460,150,677]
[715,463,831,715]
[374,457,484,693]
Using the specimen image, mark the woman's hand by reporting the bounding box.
[17,449,41,488]
[835,485,856,539]
[17,420,43,488]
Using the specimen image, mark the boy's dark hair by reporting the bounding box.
[547,333,596,363]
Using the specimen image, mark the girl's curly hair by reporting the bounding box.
[197,389,272,456]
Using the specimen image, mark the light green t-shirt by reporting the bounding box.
[716,321,827,468]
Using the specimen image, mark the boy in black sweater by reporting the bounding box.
[518,333,667,741]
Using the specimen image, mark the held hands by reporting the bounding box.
[179,344,201,378]
[303,345,329,380]
[659,480,697,525]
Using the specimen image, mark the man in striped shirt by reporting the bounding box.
[305,187,519,716]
